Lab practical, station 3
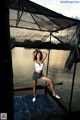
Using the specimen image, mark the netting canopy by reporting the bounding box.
[9,0,80,48]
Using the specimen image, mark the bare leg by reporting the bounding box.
[41,76,56,96]
[33,80,37,98]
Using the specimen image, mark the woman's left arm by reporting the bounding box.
[42,52,47,62]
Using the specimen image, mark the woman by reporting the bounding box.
[32,49,60,102]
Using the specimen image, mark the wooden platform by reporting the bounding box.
[14,94,56,120]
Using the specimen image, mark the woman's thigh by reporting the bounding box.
[40,76,51,82]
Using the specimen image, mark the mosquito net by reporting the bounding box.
[9,0,80,48]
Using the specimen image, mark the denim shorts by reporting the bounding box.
[32,72,44,80]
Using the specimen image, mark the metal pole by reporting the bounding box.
[45,32,51,95]
[46,32,52,76]
[69,60,77,111]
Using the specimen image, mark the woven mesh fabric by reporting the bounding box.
[9,0,80,48]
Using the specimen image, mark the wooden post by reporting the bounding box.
[0,0,13,119]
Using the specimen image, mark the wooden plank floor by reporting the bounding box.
[14,94,56,120]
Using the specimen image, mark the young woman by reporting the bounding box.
[32,49,60,102]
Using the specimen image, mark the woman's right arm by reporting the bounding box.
[42,51,47,62]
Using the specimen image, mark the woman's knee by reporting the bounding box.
[49,79,53,84]
[33,80,37,86]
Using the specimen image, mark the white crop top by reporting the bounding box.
[35,63,43,71]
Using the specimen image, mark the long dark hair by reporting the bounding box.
[34,50,43,61]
